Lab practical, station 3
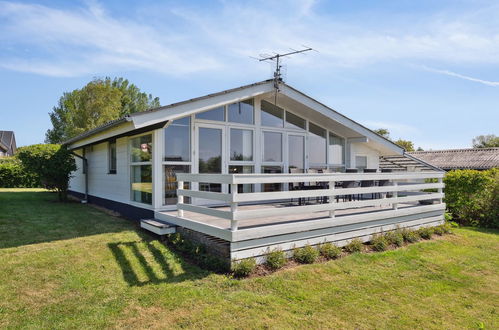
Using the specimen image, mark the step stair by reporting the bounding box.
[140,219,176,235]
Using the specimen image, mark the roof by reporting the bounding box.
[408,148,499,170]
[0,131,16,155]
[64,79,404,155]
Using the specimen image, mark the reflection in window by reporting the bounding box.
[355,156,368,171]
[195,106,225,121]
[262,165,282,192]
[261,100,284,127]
[198,127,222,192]
[263,131,282,162]
[308,123,326,164]
[164,165,190,205]
[230,128,253,161]
[328,132,345,165]
[131,165,152,204]
[285,111,306,130]
[288,135,304,171]
[228,99,254,124]
[130,135,152,162]
[229,165,254,193]
[164,117,190,161]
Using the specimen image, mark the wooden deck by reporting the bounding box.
[153,172,446,262]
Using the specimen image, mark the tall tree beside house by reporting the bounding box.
[373,128,418,151]
[472,134,499,148]
[45,77,160,143]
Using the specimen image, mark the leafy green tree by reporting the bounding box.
[373,128,390,139]
[472,134,499,148]
[17,144,76,201]
[394,139,415,152]
[45,77,160,143]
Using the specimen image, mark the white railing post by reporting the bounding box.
[329,180,335,218]
[230,183,239,231]
[177,180,184,217]
[392,181,398,210]
[438,177,443,204]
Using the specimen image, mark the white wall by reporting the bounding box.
[350,142,380,169]
[69,137,131,204]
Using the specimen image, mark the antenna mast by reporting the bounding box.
[258,47,313,90]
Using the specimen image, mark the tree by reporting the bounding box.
[17,144,76,201]
[394,139,415,152]
[45,77,160,143]
[472,134,499,148]
[373,128,390,139]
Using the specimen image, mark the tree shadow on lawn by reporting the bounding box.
[0,191,139,249]
[108,240,210,286]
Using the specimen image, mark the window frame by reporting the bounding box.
[129,133,153,205]
[108,139,117,174]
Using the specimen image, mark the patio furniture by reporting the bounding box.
[378,168,392,198]
[341,168,358,202]
[359,169,377,199]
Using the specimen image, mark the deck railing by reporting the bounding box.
[175,172,445,231]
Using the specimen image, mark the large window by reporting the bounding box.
[130,134,152,204]
[261,100,284,127]
[164,165,190,205]
[355,156,368,171]
[308,122,327,165]
[230,128,253,161]
[229,165,254,193]
[108,140,116,174]
[285,111,306,130]
[195,106,225,121]
[261,165,282,192]
[164,117,190,162]
[263,131,282,162]
[328,132,345,165]
[228,100,254,124]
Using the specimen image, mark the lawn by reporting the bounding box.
[0,189,498,329]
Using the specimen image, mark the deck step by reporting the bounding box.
[140,219,176,235]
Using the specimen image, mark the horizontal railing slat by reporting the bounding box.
[177,204,233,220]
[177,189,232,202]
[234,183,444,203]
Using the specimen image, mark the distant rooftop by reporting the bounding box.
[408,148,499,170]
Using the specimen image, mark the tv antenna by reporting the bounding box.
[254,46,315,104]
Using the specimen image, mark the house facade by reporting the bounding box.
[66,80,445,262]
[0,131,17,157]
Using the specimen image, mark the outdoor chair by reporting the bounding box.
[378,168,393,198]
[340,168,358,202]
[359,168,377,199]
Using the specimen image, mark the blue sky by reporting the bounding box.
[1,0,498,149]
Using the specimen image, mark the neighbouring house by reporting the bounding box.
[65,79,445,263]
[409,148,499,171]
[0,131,17,157]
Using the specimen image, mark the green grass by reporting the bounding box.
[0,189,498,329]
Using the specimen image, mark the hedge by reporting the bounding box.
[0,157,41,188]
[444,169,498,228]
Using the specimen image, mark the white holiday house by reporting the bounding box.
[66,80,445,262]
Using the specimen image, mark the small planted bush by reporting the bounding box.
[293,245,319,264]
[401,228,420,243]
[265,249,287,270]
[344,238,364,253]
[433,225,445,236]
[232,258,256,278]
[442,222,453,233]
[319,242,342,260]
[385,230,404,247]
[371,234,389,252]
[418,227,434,240]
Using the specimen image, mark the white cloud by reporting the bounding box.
[420,65,499,87]
[1,0,499,77]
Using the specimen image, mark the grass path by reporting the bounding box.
[0,189,498,329]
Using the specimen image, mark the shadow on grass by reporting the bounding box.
[108,241,209,286]
[0,191,134,249]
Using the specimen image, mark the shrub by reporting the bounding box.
[401,228,420,243]
[319,243,342,259]
[385,230,404,247]
[265,249,287,270]
[0,157,40,188]
[444,169,498,228]
[232,258,256,277]
[293,245,319,264]
[344,238,364,253]
[433,225,445,236]
[371,234,389,252]
[418,227,434,240]
[441,222,453,234]
[17,144,76,201]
